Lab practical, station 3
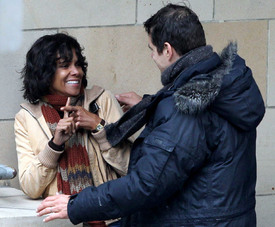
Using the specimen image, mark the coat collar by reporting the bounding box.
[173,42,237,114]
[161,45,214,86]
[83,85,104,110]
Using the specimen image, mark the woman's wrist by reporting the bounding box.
[92,119,105,133]
[49,137,65,151]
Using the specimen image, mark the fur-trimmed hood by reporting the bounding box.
[173,42,264,130]
[174,42,237,114]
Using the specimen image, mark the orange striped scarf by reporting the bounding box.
[41,94,93,195]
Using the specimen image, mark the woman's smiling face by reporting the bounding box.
[50,49,84,97]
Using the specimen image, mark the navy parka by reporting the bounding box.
[67,43,265,227]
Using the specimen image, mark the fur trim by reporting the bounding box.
[174,42,238,114]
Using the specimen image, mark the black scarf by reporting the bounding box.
[105,45,213,146]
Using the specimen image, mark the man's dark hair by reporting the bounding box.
[21,33,88,103]
[144,4,206,56]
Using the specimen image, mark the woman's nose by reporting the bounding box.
[70,65,80,76]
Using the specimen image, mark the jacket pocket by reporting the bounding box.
[138,135,176,185]
[144,135,175,153]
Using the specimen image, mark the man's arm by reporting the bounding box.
[67,111,209,224]
[37,108,209,224]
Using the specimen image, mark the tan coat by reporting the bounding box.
[14,86,131,199]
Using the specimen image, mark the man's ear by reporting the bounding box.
[163,42,174,60]
[163,42,180,62]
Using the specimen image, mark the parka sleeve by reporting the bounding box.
[14,110,61,199]
[67,106,210,224]
[91,90,132,176]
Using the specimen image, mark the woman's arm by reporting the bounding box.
[92,90,132,176]
[14,110,61,199]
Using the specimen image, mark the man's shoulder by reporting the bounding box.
[152,95,186,123]
[156,95,176,113]
[154,93,207,123]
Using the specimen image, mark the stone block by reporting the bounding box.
[215,0,275,20]
[63,26,162,96]
[256,108,275,195]
[137,0,213,24]
[0,30,57,119]
[204,21,267,102]
[23,0,136,29]
[0,187,81,226]
[267,20,275,107]
[256,194,275,226]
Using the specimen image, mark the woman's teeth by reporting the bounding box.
[67,81,79,84]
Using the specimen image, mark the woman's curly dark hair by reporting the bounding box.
[21,33,88,104]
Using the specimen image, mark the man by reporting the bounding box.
[37,4,265,226]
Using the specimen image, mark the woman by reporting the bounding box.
[14,33,131,227]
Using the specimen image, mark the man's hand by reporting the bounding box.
[115,92,142,112]
[37,194,70,222]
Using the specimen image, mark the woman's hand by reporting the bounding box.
[61,105,101,131]
[37,194,70,222]
[53,97,76,145]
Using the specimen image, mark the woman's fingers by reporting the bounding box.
[57,117,75,135]
[61,103,97,130]
[61,105,79,113]
[61,104,81,130]
[63,97,71,118]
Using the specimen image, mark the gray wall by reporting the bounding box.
[0,0,274,225]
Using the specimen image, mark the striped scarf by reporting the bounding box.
[41,94,93,195]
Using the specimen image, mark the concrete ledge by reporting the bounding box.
[1,186,275,226]
[0,187,80,226]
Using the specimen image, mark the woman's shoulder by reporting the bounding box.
[15,102,42,119]
[84,86,116,103]
[84,86,105,102]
